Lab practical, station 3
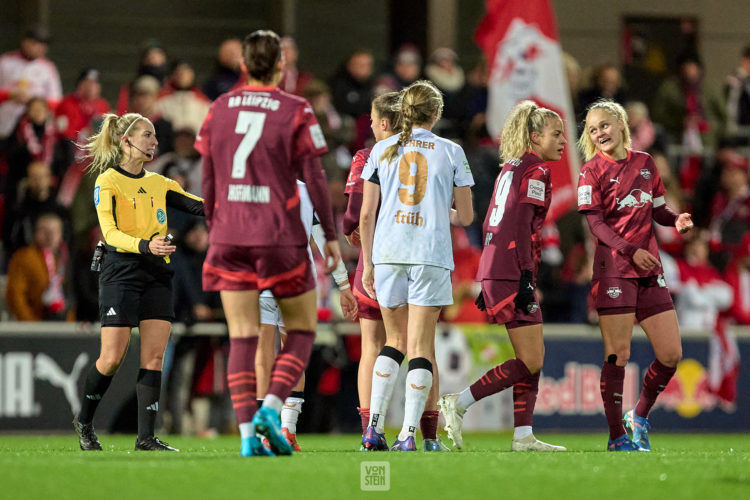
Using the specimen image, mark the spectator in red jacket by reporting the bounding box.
[55,69,110,143]
[54,69,110,172]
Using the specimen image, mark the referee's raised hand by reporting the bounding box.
[148,236,176,256]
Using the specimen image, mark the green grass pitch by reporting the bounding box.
[2,433,748,499]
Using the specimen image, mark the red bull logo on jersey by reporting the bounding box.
[640,169,651,179]
[616,189,652,211]
[394,210,424,226]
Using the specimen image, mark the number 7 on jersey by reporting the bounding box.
[232,111,266,178]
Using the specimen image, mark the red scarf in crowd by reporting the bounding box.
[17,116,56,165]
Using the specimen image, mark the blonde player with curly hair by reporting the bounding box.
[439,100,567,452]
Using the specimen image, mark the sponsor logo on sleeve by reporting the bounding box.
[156,208,166,223]
[463,158,471,174]
[527,179,545,201]
[577,185,592,206]
[309,123,326,149]
[94,186,100,206]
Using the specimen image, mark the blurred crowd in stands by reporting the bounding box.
[2,26,749,434]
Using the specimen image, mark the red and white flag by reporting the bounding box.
[475,0,579,221]
[708,316,740,408]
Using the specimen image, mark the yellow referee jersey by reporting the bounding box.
[94,166,204,254]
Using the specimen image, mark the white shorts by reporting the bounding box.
[259,295,284,328]
[373,263,453,308]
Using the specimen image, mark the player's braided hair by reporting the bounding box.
[243,30,282,84]
[380,80,443,164]
[500,100,561,161]
[578,98,632,161]
[82,113,149,174]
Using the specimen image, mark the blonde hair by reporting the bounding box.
[371,91,401,132]
[380,80,443,164]
[577,99,631,161]
[500,100,561,161]
[82,113,150,174]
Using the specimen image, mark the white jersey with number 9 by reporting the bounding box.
[361,128,474,270]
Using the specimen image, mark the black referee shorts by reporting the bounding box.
[99,253,175,327]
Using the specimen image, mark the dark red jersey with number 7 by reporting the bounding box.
[195,84,329,247]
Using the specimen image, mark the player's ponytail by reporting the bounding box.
[82,113,148,175]
[500,100,561,161]
[577,99,631,161]
[380,80,443,164]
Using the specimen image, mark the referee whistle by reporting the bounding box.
[164,233,174,264]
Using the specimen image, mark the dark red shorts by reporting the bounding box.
[592,275,674,322]
[202,244,315,298]
[353,267,382,321]
[481,279,542,329]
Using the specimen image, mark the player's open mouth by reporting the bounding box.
[599,138,610,145]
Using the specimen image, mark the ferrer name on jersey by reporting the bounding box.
[228,184,270,203]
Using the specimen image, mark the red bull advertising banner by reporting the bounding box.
[532,337,749,430]
[433,323,748,431]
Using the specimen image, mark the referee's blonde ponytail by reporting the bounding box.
[82,113,149,174]
[500,100,560,162]
[380,80,443,164]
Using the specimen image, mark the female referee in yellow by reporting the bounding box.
[73,113,203,451]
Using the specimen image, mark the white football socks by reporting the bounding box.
[514,425,533,440]
[281,397,304,434]
[369,355,401,432]
[239,422,255,439]
[457,387,476,411]
[398,367,433,441]
[263,393,283,413]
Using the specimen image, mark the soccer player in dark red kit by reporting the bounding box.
[577,100,693,451]
[439,100,567,452]
[196,30,340,457]
[343,92,399,443]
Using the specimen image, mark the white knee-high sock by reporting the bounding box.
[281,394,304,434]
[368,347,404,433]
[398,358,433,442]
